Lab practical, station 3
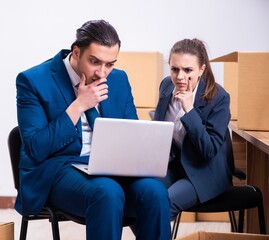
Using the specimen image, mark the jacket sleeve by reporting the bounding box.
[106,69,138,120]
[16,72,80,163]
[181,90,231,161]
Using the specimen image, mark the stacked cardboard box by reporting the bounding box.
[114,51,163,120]
[0,222,14,240]
[211,52,269,130]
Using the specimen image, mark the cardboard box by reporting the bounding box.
[180,212,196,222]
[177,231,269,240]
[115,52,163,108]
[211,52,269,130]
[196,212,229,222]
[0,222,14,240]
[176,212,229,223]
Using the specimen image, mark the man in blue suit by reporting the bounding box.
[15,19,171,240]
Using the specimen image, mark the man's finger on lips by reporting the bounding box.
[95,78,107,85]
[99,94,108,101]
[98,84,108,91]
[99,88,108,96]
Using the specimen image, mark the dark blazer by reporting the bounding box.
[154,76,232,203]
[15,50,138,215]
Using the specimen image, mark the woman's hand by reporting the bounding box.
[174,81,194,113]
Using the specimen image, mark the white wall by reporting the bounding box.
[1,0,269,196]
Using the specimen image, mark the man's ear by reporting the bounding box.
[73,46,80,59]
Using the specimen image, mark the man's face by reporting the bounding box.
[72,42,119,84]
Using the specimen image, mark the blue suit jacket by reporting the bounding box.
[15,50,138,215]
[154,76,232,203]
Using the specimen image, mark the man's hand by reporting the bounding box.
[65,73,108,125]
[77,73,108,110]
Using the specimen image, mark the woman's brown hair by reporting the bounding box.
[169,38,218,102]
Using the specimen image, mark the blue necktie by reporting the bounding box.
[85,107,100,130]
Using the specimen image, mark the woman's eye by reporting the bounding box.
[171,67,179,73]
[185,68,192,73]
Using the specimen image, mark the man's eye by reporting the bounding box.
[90,59,100,65]
[106,63,114,68]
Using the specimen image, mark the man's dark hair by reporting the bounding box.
[71,19,121,52]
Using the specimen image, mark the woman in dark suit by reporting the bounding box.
[154,38,232,220]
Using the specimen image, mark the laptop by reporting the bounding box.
[72,118,174,177]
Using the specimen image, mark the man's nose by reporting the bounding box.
[95,65,106,78]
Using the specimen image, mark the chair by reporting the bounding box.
[171,130,266,239]
[8,126,135,240]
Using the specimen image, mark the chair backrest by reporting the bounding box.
[7,126,21,190]
[225,128,246,180]
[225,129,235,175]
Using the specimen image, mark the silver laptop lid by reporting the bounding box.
[88,118,174,177]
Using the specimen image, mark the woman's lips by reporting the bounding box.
[176,82,187,88]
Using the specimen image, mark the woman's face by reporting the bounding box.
[169,53,205,92]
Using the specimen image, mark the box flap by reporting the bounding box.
[177,232,200,240]
[0,222,14,227]
[211,51,269,63]
[0,222,14,240]
[176,231,269,240]
[211,52,238,62]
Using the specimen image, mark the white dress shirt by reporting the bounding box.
[63,53,92,156]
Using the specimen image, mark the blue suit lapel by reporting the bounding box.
[154,79,174,121]
[50,50,76,106]
[99,73,113,117]
[99,75,111,118]
[194,77,207,114]
[50,50,82,133]
[155,95,172,121]
[99,98,110,117]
